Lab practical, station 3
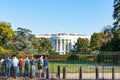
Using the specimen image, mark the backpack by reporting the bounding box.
[5,60,9,67]
[25,60,29,66]
[31,60,35,65]
[38,59,41,65]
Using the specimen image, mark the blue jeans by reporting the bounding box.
[31,65,35,77]
[44,66,48,78]
[5,67,10,77]
[24,66,29,77]
[14,66,18,78]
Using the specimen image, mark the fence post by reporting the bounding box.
[46,68,49,79]
[95,66,98,80]
[57,65,60,79]
[79,66,82,80]
[112,66,114,80]
[63,67,66,79]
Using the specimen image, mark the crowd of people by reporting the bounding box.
[0,55,49,79]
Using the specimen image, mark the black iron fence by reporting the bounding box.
[0,52,120,79]
[0,65,120,80]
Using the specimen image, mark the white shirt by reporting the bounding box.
[13,57,19,67]
[0,59,4,63]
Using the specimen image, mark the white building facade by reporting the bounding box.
[36,33,90,54]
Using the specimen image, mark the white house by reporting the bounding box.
[36,33,91,54]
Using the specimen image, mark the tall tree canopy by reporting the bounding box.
[113,0,120,33]
[12,27,54,54]
[111,28,120,51]
[0,22,13,45]
[38,38,54,54]
[74,38,89,52]
[13,27,32,51]
[90,32,109,51]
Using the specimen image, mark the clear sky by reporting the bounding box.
[0,0,113,35]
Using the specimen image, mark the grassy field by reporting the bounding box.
[48,60,120,73]
[7,60,120,73]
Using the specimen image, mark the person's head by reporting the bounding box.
[32,56,34,59]
[13,55,16,59]
[20,57,23,60]
[26,56,28,59]
[7,56,9,59]
[40,56,43,59]
[45,57,48,60]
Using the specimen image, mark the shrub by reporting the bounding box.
[68,54,79,60]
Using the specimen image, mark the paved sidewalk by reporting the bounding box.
[50,73,120,80]
[1,73,120,80]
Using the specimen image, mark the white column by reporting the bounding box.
[64,39,66,54]
[66,39,68,52]
[67,39,69,51]
[56,39,58,52]
[60,39,62,54]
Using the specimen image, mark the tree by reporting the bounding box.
[13,27,32,51]
[12,27,39,53]
[102,25,113,35]
[0,21,13,46]
[39,38,54,54]
[101,28,120,51]
[90,32,108,51]
[100,40,112,51]
[113,0,120,33]
[74,38,89,52]
[12,27,54,54]
[111,28,120,51]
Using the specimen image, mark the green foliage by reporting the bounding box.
[90,32,109,51]
[100,28,120,51]
[67,54,79,60]
[0,46,5,52]
[0,52,16,59]
[96,52,120,65]
[33,54,96,60]
[113,0,120,33]
[11,27,54,54]
[109,29,120,51]
[74,38,89,52]
[0,21,13,48]
[13,27,32,51]
[100,41,112,51]
[38,38,54,54]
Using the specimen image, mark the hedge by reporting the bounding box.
[33,54,96,60]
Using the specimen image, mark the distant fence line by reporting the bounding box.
[0,64,120,80]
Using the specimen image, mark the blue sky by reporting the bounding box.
[0,0,113,35]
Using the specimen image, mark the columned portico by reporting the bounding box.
[36,33,91,54]
[54,38,72,54]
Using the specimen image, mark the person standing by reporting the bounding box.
[18,57,23,77]
[43,57,49,79]
[38,56,44,78]
[13,56,19,78]
[0,57,4,78]
[4,56,10,78]
[0,58,4,63]
[30,56,36,78]
[10,56,14,77]
[24,56,29,77]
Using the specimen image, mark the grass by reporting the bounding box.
[48,60,120,73]
[2,60,119,73]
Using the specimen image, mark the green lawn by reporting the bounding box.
[48,60,120,73]
[17,60,120,73]
[49,60,96,73]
